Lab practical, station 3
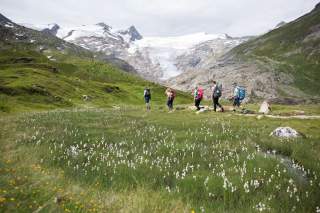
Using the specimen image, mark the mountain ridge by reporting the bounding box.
[168,3,320,102]
[19,21,249,81]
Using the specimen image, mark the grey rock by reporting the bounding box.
[174,37,248,74]
[42,24,60,36]
[118,25,143,41]
[270,127,300,138]
[259,101,271,114]
[96,22,112,31]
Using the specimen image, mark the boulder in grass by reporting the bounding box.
[270,127,300,138]
[259,101,271,114]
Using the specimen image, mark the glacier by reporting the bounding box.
[129,33,229,79]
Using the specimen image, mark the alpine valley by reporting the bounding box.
[1,3,320,213]
[1,2,320,104]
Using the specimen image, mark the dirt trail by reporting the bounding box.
[236,114,320,119]
[265,115,320,119]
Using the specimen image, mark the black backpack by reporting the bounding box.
[145,89,151,97]
[214,84,222,98]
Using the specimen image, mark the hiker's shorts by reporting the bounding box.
[167,98,173,109]
[144,97,151,103]
[233,97,241,107]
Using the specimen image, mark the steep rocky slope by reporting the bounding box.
[0,14,92,58]
[233,3,320,99]
[174,35,251,75]
[128,33,248,80]
[168,4,320,102]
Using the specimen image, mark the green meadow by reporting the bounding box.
[1,105,320,212]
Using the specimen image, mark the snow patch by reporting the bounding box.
[15,33,25,37]
[128,33,228,79]
[20,23,57,31]
[55,24,121,41]
[132,32,227,50]
[4,23,14,28]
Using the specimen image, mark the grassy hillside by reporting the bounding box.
[0,48,191,112]
[0,18,191,113]
[232,4,320,98]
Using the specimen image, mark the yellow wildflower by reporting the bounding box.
[0,197,6,203]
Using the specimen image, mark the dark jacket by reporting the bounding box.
[212,84,222,98]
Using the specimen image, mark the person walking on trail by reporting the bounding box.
[144,87,151,111]
[193,86,203,111]
[165,88,175,111]
[233,83,241,108]
[212,81,224,112]
[232,83,246,110]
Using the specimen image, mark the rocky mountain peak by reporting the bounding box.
[0,13,13,25]
[315,2,320,10]
[224,33,233,39]
[96,22,112,31]
[119,25,143,42]
[42,23,60,36]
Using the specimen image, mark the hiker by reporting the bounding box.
[165,88,175,111]
[144,87,151,111]
[232,83,246,110]
[211,81,224,112]
[232,83,241,108]
[193,86,203,111]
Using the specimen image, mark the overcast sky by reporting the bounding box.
[0,0,318,36]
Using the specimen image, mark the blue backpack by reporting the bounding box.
[238,87,246,100]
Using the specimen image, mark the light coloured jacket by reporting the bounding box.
[211,85,216,93]
[233,86,239,97]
